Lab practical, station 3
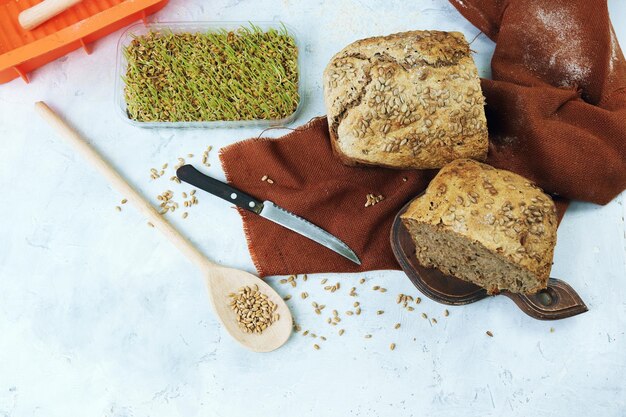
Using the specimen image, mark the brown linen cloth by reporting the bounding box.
[220,117,437,276]
[220,0,626,277]
[450,0,626,204]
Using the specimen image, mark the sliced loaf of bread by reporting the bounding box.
[400,159,558,294]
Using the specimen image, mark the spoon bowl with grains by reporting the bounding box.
[207,266,292,352]
[35,101,292,353]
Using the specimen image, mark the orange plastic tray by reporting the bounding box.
[0,0,169,84]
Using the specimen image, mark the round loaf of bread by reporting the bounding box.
[400,159,558,294]
[323,30,488,170]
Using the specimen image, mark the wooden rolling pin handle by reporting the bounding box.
[19,0,82,31]
[34,101,216,273]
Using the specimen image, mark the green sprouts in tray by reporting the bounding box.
[123,24,299,122]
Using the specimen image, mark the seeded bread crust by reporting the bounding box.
[401,159,558,294]
[323,30,488,170]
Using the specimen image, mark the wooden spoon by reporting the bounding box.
[34,101,292,352]
[19,0,82,30]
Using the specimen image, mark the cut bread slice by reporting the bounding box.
[403,221,547,294]
[400,159,558,295]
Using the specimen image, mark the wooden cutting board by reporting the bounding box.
[390,198,588,320]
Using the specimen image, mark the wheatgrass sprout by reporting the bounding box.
[123,24,299,122]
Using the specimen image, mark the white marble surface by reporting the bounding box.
[1,1,625,416]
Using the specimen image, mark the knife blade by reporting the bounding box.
[176,165,361,265]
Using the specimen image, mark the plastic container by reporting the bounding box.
[114,21,305,128]
[0,0,169,85]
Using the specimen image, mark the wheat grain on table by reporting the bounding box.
[0,0,625,416]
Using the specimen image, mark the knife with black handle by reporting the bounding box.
[176,165,361,265]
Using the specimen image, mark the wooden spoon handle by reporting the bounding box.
[35,101,216,272]
[19,0,82,30]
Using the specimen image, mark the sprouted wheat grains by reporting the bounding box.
[123,24,299,122]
